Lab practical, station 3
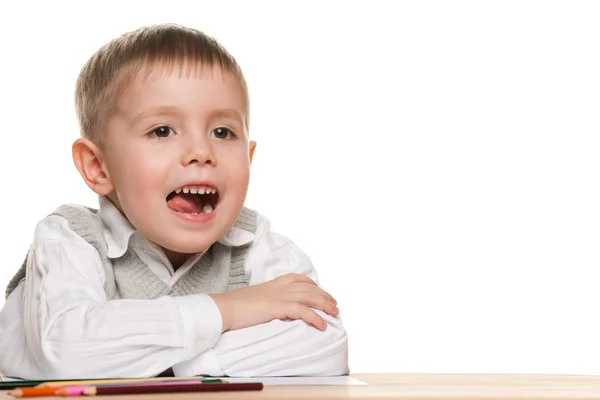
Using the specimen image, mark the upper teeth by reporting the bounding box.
[175,186,216,195]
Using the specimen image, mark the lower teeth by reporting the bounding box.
[188,206,214,216]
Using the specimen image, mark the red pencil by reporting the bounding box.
[83,382,263,396]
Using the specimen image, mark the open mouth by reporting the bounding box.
[166,185,220,215]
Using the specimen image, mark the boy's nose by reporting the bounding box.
[181,136,216,167]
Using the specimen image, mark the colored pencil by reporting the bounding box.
[98,380,221,388]
[56,380,218,393]
[0,379,94,391]
[55,387,91,397]
[46,378,221,388]
[40,375,213,387]
[8,387,60,398]
[8,380,230,397]
[83,381,263,396]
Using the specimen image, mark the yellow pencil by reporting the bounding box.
[39,376,208,387]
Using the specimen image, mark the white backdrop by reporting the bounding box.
[0,0,599,374]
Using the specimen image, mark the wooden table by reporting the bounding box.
[2,373,600,399]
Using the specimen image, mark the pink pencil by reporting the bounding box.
[55,380,216,396]
[55,387,91,397]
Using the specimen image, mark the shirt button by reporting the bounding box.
[195,339,205,352]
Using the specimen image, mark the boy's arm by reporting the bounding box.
[171,216,350,377]
[0,216,223,380]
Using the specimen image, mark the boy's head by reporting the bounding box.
[72,24,256,265]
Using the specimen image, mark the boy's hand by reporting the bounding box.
[209,273,339,333]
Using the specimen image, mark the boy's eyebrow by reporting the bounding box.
[208,108,244,121]
[130,107,244,125]
[131,106,181,125]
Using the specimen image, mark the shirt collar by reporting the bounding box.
[97,196,255,259]
[98,196,137,258]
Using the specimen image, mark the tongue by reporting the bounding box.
[167,193,203,213]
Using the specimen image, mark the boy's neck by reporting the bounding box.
[162,248,193,270]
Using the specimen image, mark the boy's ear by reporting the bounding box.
[249,140,257,165]
[72,138,114,196]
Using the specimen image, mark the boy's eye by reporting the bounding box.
[150,126,174,138]
[211,127,236,140]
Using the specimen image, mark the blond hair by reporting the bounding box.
[74,23,249,143]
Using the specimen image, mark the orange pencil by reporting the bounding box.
[8,387,59,398]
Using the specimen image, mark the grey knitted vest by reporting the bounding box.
[5,204,257,300]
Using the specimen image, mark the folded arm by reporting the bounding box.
[0,216,222,380]
[172,218,350,377]
[173,311,349,377]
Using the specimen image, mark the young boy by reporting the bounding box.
[0,24,348,380]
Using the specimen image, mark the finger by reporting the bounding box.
[285,304,327,331]
[314,287,337,306]
[298,294,339,316]
[292,284,337,306]
[275,273,317,286]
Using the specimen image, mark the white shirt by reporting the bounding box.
[0,196,348,379]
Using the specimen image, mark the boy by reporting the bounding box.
[0,24,348,379]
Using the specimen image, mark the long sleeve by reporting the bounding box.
[0,216,222,380]
[172,215,350,377]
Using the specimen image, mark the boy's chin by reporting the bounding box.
[162,238,217,255]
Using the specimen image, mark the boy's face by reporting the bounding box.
[101,62,255,257]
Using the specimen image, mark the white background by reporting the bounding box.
[0,0,599,374]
